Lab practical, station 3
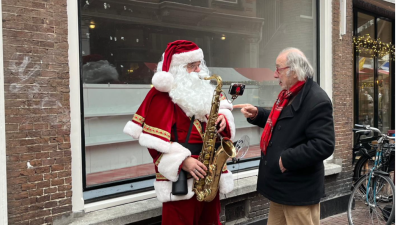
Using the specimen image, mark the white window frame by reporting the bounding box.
[69,0,333,213]
[0,0,9,223]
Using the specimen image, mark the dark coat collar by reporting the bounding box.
[277,78,313,120]
[291,77,313,112]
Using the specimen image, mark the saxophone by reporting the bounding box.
[193,74,236,202]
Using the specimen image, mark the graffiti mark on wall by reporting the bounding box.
[8,55,69,129]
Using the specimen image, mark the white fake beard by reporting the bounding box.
[169,70,215,122]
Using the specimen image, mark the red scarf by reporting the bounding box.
[260,80,306,155]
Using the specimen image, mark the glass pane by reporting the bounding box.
[356,12,375,127]
[79,0,318,190]
[377,18,392,44]
[357,12,375,39]
[357,51,374,126]
[377,19,392,133]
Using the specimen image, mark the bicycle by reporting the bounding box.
[352,126,377,181]
[347,125,395,225]
[352,126,395,183]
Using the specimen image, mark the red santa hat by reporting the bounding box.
[152,40,204,92]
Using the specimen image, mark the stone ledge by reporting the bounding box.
[67,198,162,225]
[324,160,343,176]
[66,163,341,225]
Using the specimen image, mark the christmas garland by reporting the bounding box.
[353,34,395,61]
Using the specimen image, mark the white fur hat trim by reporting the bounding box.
[152,71,174,92]
[170,48,204,67]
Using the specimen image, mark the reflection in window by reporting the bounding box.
[377,19,392,133]
[355,12,393,134]
[357,54,374,126]
[79,0,318,198]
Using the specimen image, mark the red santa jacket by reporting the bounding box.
[124,88,235,202]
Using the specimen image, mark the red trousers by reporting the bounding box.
[161,194,222,225]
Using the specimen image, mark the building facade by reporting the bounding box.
[0,0,394,224]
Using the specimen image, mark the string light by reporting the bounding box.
[353,34,395,61]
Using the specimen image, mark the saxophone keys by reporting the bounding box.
[203,160,209,165]
[205,176,213,185]
[196,192,205,201]
[204,154,210,159]
[209,165,216,171]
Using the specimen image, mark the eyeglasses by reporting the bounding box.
[275,66,290,75]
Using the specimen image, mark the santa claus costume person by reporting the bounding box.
[123,40,235,225]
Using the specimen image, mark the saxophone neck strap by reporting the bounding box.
[172,116,195,144]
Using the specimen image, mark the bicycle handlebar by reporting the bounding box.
[354,124,365,128]
[354,124,381,135]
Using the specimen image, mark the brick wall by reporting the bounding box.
[323,0,354,201]
[2,1,72,224]
[220,192,269,224]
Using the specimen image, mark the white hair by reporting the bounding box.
[280,47,314,81]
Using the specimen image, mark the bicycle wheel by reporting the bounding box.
[348,174,395,225]
[354,150,376,181]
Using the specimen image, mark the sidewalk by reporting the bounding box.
[321,212,348,225]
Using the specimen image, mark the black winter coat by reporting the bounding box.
[248,78,335,206]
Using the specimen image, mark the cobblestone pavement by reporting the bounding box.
[321,211,396,225]
[321,212,348,225]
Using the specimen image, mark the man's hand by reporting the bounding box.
[279,157,286,173]
[182,157,207,181]
[233,104,258,119]
[216,114,226,133]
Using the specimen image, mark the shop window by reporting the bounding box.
[354,11,394,134]
[79,0,318,201]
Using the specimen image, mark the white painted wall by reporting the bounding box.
[0,0,8,223]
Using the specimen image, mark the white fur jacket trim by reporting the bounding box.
[123,121,142,139]
[218,108,235,140]
[153,171,234,202]
[157,142,191,181]
[138,133,172,153]
[220,99,233,111]
[154,178,195,203]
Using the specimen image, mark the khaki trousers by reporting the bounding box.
[267,201,320,225]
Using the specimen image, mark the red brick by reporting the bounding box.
[50,192,65,200]
[44,187,58,194]
[36,180,50,189]
[29,188,43,197]
[36,195,50,203]
[52,205,72,215]
[50,178,64,186]
[21,183,36,191]
[28,174,43,182]
[51,164,64,172]
[29,217,45,225]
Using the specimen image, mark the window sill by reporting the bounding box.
[324,159,343,176]
[67,164,342,225]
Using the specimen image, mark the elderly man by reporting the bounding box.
[123,40,235,225]
[234,48,334,225]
